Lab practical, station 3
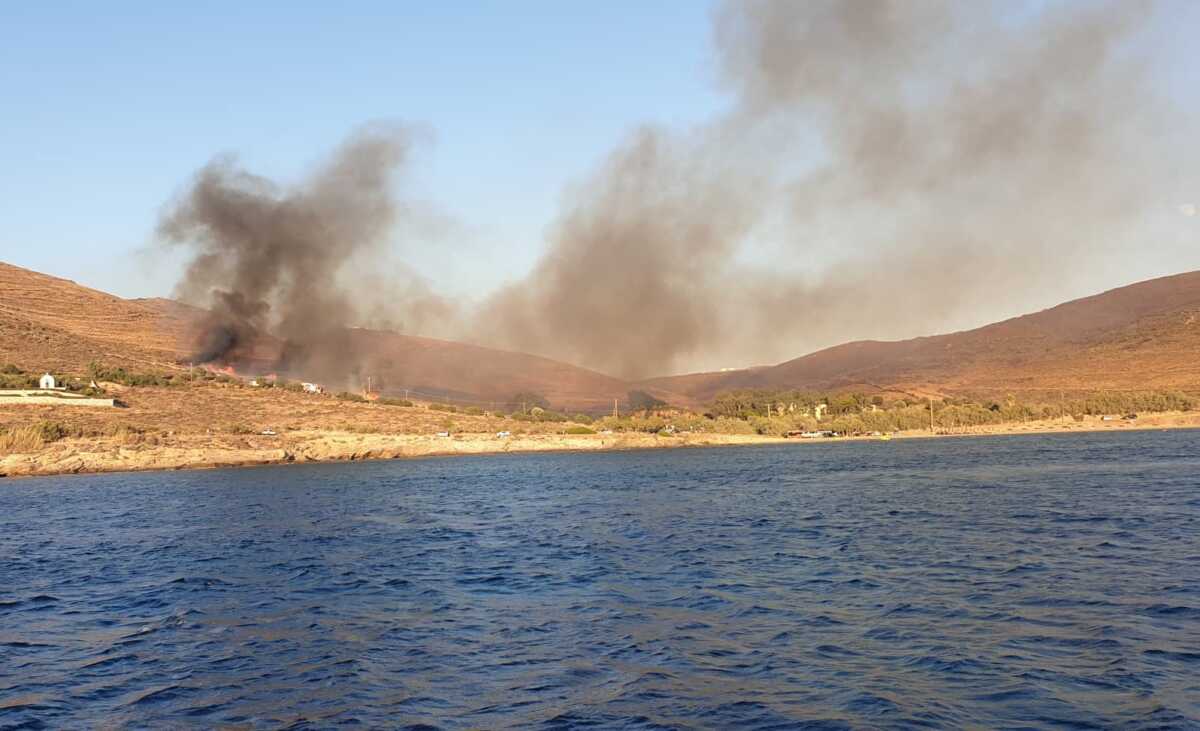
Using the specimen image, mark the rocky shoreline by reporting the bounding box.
[4,412,1199,479]
[0,431,789,479]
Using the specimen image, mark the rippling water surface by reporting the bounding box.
[2,431,1199,729]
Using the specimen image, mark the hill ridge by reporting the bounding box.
[641,270,1200,400]
[3,260,1199,408]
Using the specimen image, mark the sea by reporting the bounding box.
[2,430,1198,729]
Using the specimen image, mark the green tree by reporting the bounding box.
[628,390,668,412]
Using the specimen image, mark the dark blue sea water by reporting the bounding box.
[2,431,1199,729]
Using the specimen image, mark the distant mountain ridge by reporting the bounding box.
[3,260,1198,410]
[642,271,1200,401]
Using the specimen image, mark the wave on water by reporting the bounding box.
[0,431,1198,728]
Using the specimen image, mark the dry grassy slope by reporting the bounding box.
[0,261,682,411]
[642,271,1200,400]
[336,328,654,410]
[8,259,1199,410]
[0,271,578,439]
[0,379,543,438]
[968,306,1200,393]
[0,262,189,372]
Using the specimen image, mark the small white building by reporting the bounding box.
[39,373,57,390]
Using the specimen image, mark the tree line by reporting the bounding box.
[591,388,1198,436]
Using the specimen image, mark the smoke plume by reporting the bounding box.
[472,0,1181,378]
[159,124,412,373]
[164,1,1194,382]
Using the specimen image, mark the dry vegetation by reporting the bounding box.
[4,259,1200,477]
[648,272,1200,402]
[0,261,681,411]
[0,261,656,475]
[0,372,663,477]
[0,262,186,373]
[0,380,574,448]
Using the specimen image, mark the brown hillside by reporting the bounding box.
[0,261,677,411]
[0,262,188,373]
[643,271,1200,401]
[6,261,1198,410]
[323,328,648,411]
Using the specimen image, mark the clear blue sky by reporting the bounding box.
[0,1,724,298]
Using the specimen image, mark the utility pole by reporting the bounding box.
[404,388,409,401]
[929,396,935,433]
[613,398,619,419]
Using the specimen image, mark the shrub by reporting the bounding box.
[712,417,755,435]
[65,381,105,397]
[565,425,596,435]
[0,367,37,389]
[596,415,668,433]
[0,421,70,453]
[0,426,46,453]
[87,361,177,387]
[509,408,568,423]
[377,398,413,407]
[336,392,366,403]
[36,421,68,442]
[107,425,145,445]
[628,390,669,412]
[749,415,791,436]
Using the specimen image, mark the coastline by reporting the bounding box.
[0,431,790,480]
[3,412,1199,479]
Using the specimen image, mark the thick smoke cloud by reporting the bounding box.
[165,1,1191,382]
[472,0,1177,378]
[159,124,412,373]
[474,128,767,380]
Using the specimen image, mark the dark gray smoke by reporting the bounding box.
[473,127,767,379]
[159,124,411,371]
[470,0,1189,378]
[163,2,1194,382]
